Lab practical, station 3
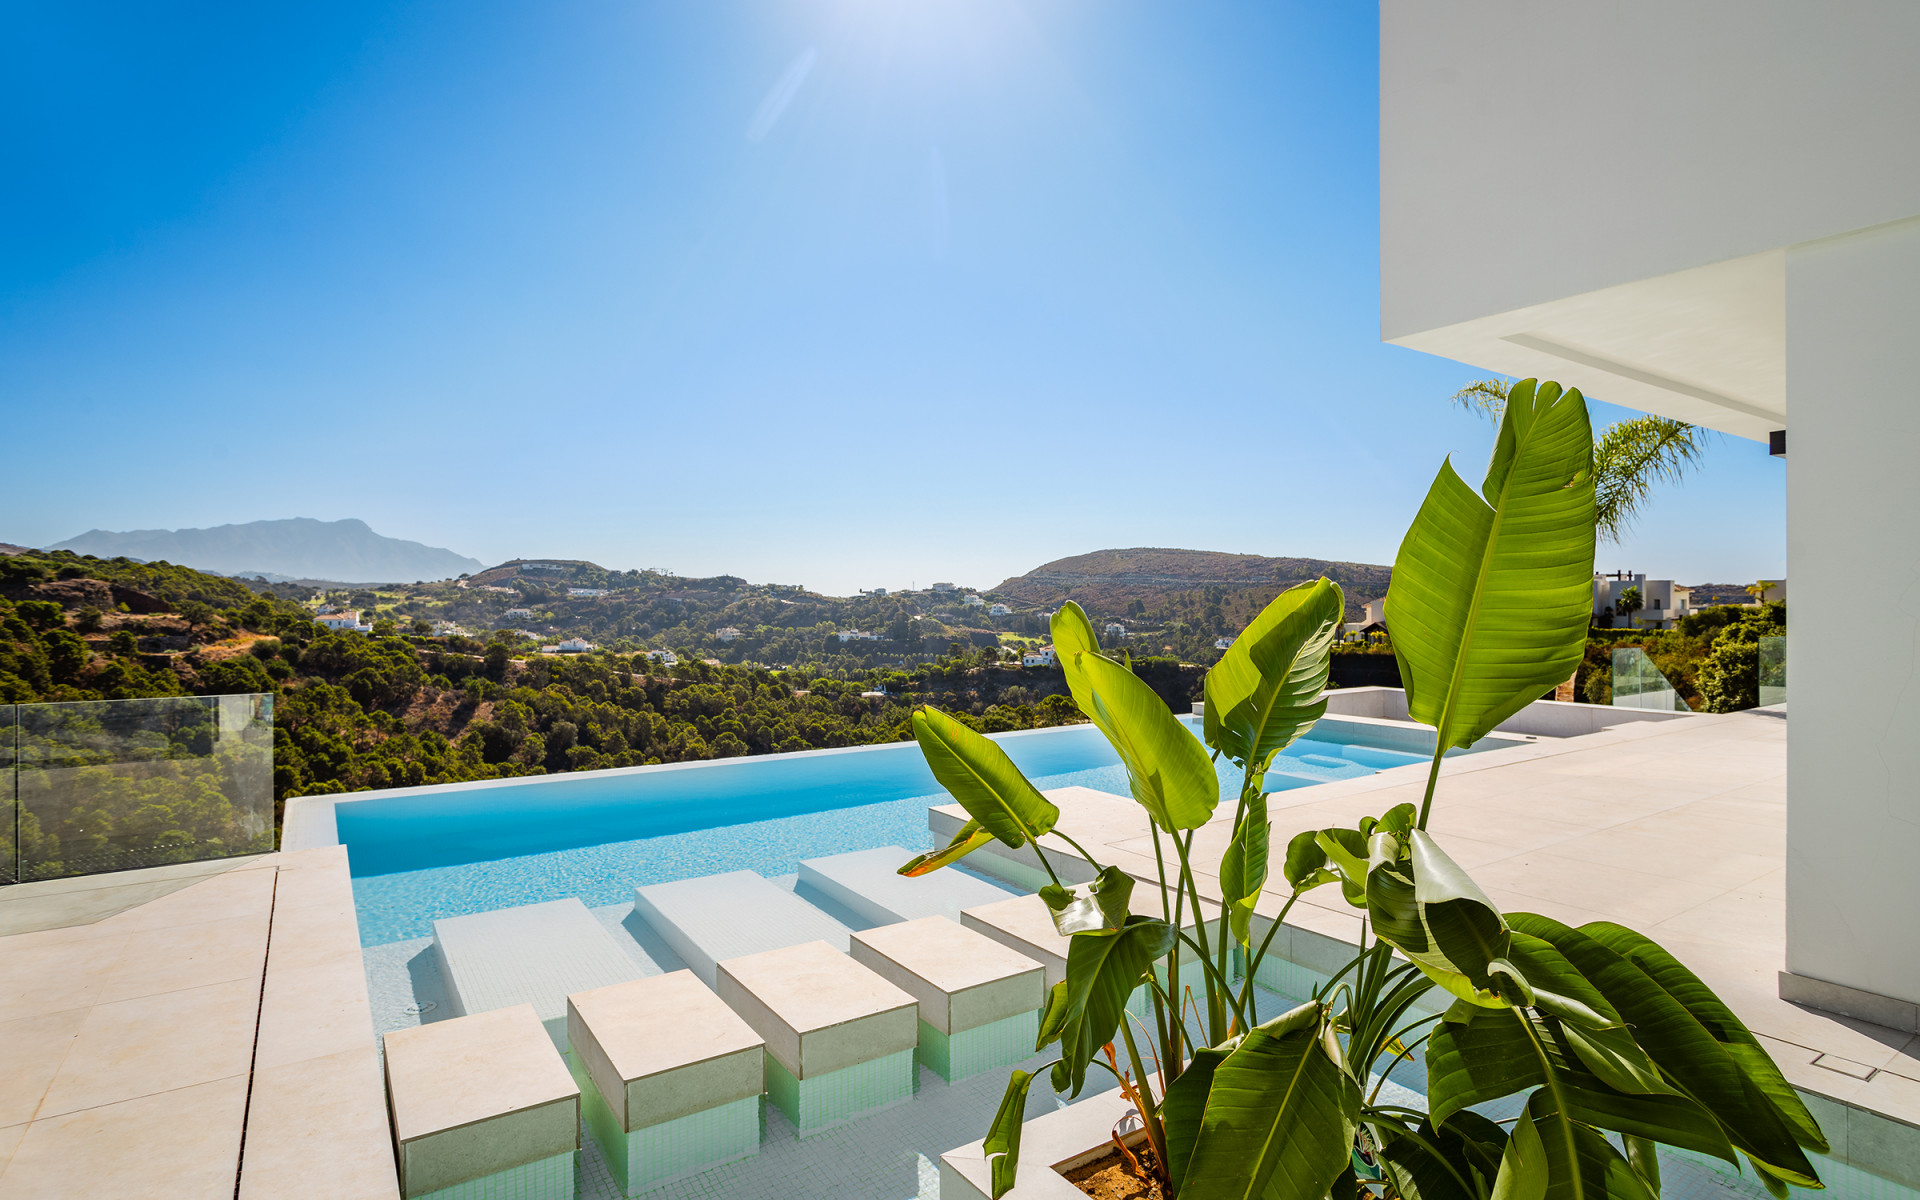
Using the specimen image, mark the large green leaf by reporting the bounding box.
[899,818,997,877]
[1427,1005,1545,1129]
[1179,1002,1359,1200]
[911,705,1058,851]
[1527,1090,1657,1200]
[1162,1040,1235,1188]
[1580,921,1829,1156]
[1203,577,1344,774]
[1377,1115,1501,1200]
[1039,865,1134,936]
[1387,379,1595,751]
[982,1065,1049,1200]
[1049,916,1176,1096]
[1366,831,1513,1006]
[1510,915,1824,1184]
[1076,649,1219,831]
[1492,1105,1548,1200]
[1219,790,1269,946]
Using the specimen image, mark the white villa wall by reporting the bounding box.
[1784,218,1920,1007]
[1381,2,1920,1010]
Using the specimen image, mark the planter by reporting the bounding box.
[941,1088,1148,1200]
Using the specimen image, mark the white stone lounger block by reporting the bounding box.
[795,845,1016,926]
[961,892,1225,994]
[849,916,1046,1081]
[432,897,648,1050]
[632,869,852,989]
[383,1004,580,1200]
[568,971,765,1194]
[715,940,918,1136]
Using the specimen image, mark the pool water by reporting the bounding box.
[345,717,1444,946]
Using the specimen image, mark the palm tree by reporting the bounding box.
[1451,378,1708,542]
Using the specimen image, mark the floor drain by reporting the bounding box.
[404,1001,437,1016]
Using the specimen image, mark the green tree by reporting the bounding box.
[1617,584,1644,625]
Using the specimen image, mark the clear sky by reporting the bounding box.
[2,1,1784,595]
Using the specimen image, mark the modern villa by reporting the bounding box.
[1,7,1914,1200]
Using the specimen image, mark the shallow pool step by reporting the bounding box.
[433,897,653,1050]
[632,870,854,989]
[795,846,1018,927]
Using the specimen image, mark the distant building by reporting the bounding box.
[1214,636,1234,650]
[476,585,516,594]
[315,611,372,634]
[1022,647,1056,667]
[836,629,881,642]
[430,620,466,637]
[1104,622,1127,639]
[931,582,956,593]
[1593,572,1695,630]
[644,649,678,666]
[859,587,888,597]
[715,627,741,643]
[543,637,595,653]
[988,603,1011,616]
[504,608,533,619]
[568,588,609,597]
[963,594,985,607]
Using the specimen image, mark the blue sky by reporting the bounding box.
[1,1,1784,595]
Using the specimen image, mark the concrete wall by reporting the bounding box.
[1322,686,1690,738]
[1380,0,1920,341]
[1784,217,1920,1007]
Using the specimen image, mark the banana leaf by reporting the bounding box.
[1039,865,1134,936]
[1075,648,1219,831]
[1219,790,1269,945]
[1365,830,1513,1006]
[899,818,997,877]
[1179,1002,1359,1200]
[1386,379,1596,753]
[1526,1090,1657,1200]
[910,705,1058,851]
[1203,577,1343,773]
[1579,920,1829,1156]
[1161,1040,1236,1188]
[981,1065,1050,1200]
[1509,914,1823,1185]
[1048,915,1175,1096]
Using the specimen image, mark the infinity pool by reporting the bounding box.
[340,715,1495,945]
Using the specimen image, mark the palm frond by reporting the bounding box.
[1593,416,1709,542]
[1449,378,1510,421]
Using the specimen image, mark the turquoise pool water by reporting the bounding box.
[343,717,1445,946]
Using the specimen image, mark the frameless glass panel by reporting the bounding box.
[1612,647,1690,712]
[14,694,274,882]
[1,704,16,885]
[1759,636,1787,707]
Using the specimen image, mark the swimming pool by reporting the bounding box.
[335,715,1515,945]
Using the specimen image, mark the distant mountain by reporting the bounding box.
[995,547,1394,619]
[49,519,485,584]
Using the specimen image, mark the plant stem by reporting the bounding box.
[1516,1009,1586,1200]
[1150,822,1181,1075]
[1415,736,1446,831]
[1116,1016,1172,1196]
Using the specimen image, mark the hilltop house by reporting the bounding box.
[1022,646,1056,667]
[504,607,533,619]
[1103,622,1126,639]
[988,603,1011,616]
[315,610,372,634]
[963,594,985,607]
[1214,636,1233,650]
[542,637,595,654]
[931,581,955,593]
[715,627,741,643]
[568,587,609,597]
[836,629,881,643]
[1593,572,1694,630]
[644,648,677,666]
[429,620,465,637]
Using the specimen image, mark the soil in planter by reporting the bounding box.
[1060,1143,1166,1200]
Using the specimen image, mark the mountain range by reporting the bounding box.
[48,519,485,584]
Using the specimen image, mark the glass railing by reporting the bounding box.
[1612,647,1691,712]
[2,694,275,885]
[1759,635,1787,706]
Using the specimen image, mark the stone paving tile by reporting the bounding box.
[37,976,260,1119]
[0,1076,248,1200]
[0,1008,87,1128]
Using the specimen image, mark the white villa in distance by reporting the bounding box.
[988,603,1011,616]
[714,627,741,643]
[315,610,373,634]
[1592,572,1693,630]
[542,637,595,654]
[962,593,985,607]
[1021,646,1055,667]
[1382,0,1919,1048]
[930,581,955,592]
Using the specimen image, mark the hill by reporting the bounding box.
[49,518,485,584]
[994,547,1393,619]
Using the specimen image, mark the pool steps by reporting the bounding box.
[630,870,854,989]
[431,897,650,1050]
[795,844,1018,926]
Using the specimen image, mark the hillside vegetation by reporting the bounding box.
[995,547,1393,622]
